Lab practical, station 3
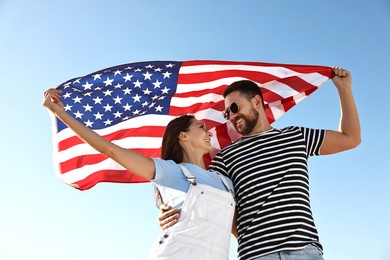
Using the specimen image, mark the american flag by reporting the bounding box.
[49,60,333,190]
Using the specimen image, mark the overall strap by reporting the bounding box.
[216,172,236,204]
[178,164,197,186]
[153,185,164,208]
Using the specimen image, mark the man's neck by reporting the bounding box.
[243,123,272,137]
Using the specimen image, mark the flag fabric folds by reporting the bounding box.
[49,60,333,190]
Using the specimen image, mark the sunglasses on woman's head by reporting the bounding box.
[222,102,239,120]
[186,122,208,131]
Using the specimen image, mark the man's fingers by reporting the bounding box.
[332,66,349,77]
[159,203,171,212]
[158,207,179,222]
[160,213,180,230]
[158,204,180,230]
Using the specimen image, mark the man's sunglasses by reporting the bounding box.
[222,102,239,120]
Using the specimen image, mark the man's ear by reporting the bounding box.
[253,95,265,111]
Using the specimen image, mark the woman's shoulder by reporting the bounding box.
[151,158,182,182]
[152,158,177,168]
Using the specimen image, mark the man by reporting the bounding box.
[158,66,360,259]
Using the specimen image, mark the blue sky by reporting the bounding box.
[0,1,389,259]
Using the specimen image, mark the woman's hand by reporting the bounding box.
[43,88,64,114]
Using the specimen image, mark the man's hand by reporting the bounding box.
[158,204,180,230]
[332,66,352,91]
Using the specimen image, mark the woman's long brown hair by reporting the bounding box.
[155,114,194,207]
[161,114,194,163]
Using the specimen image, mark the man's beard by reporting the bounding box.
[234,107,259,135]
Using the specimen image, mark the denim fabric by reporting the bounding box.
[252,244,324,260]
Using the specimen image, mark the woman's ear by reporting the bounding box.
[178,131,187,141]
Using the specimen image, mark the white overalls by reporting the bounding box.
[148,165,236,260]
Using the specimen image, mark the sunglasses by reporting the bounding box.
[186,122,208,131]
[222,102,239,120]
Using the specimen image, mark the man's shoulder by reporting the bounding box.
[280,125,302,132]
[220,126,299,150]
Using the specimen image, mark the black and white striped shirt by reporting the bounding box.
[209,126,325,259]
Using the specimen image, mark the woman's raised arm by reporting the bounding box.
[43,88,156,180]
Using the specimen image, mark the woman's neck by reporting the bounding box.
[181,153,206,169]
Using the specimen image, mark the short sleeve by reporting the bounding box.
[297,126,325,156]
[209,152,229,177]
[151,158,185,189]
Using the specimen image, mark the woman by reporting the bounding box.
[43,89,237,260]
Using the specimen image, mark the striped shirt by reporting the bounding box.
[209,126,325,259]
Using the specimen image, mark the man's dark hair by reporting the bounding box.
[223,80,265,109]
